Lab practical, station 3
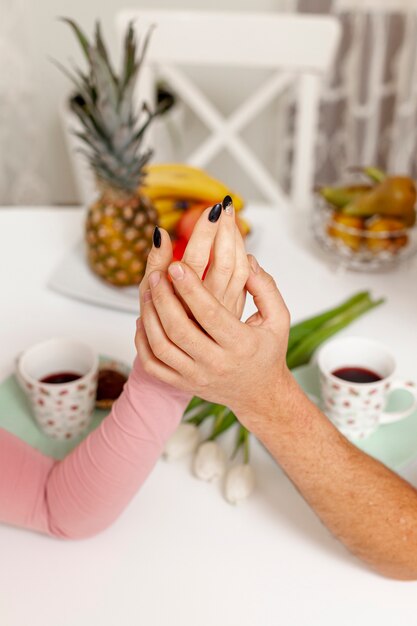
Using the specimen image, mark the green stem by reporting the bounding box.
[232,425,250,462]
[286,297,384,370]
[208,408,238,440]
[243,429,250,464]
[287,291,370,352]
[184,396,205,414]
[185,403,217,426]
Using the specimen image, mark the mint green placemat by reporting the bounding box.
[1,361,416,469]
[0,366,112,460]
[293,363,417,471]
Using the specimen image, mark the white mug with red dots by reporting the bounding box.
[317,337,417,440]
[16,338,99,441]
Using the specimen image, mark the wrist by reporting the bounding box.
[236,368,319,440]
[130,356,192,402]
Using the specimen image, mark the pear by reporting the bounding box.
[318,184,371,209]
[343,177,416,226]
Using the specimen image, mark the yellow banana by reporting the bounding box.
[141,163,244,211]
[158,209,184,232]
[153,198,189,215]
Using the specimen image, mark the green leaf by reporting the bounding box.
[209,409,238,440]
[95,21,118,87]
[287,291,370,352]
[286,296,385,370]
[60,17,91,61]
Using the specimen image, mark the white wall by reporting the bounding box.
[2,0,295,205]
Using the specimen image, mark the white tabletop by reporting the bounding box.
[1,206,417,626]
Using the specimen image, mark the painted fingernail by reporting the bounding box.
[249,255,260,274]
[143,290,152,303]
[222,195,233,215]
[208,203,222,223]
[153,226,161,248]
[168,263,185,281]
[149,271,160,288]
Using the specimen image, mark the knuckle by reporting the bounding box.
[234,265,250,283]
[149,288,165,307]
[182,252,207,274]
[202,305,217,325]
[192,370,209,388]
[152,339,170,361]
[263,273,278,292]
[215,362,228,377]
[167,322,187,346]
[214,259,234,275]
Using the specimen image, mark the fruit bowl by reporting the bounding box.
[312,197,417,271]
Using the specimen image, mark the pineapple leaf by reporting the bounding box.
[60,18,91,62]
[50,58,85,93]
[120,22,137,93]
[70,98,110,148]
[60,18,155,192]
[137,24,155,76]
[94,21,118,88]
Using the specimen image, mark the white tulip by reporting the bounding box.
[224,464,255,504]
[163,423,200,461]
[193,441,227,481]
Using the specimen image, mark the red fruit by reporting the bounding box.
[172,237,188,261]
[176,207,205,240]
[173,236,212,277]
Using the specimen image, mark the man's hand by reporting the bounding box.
[136,255,292,429]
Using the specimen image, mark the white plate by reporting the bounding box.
[48,242,139,314]
[48,228,261,314]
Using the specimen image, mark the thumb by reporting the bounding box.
[245,255,289,330]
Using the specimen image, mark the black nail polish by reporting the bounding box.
[153,226,161,248]
[222,195,232,210]
[208,203,222,223]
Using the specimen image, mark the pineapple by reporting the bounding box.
[60,19,158,286]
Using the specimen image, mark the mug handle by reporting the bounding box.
[380,381,417,424]
[15,353,26,391]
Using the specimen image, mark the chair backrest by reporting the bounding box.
[324,0,417,177]
[116,10,340,209]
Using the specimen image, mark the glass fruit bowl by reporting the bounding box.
[312,197,417,271]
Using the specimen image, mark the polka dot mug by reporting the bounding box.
[317,337,417,440]
[16,338,99,441]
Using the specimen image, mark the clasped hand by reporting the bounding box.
[136,200,292,431]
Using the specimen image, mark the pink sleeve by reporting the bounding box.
[0,358,190,539]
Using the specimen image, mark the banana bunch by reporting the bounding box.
[140,163,245,233]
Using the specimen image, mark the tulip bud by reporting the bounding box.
[224,464,255,504]
[193,441,226,481]
[163,423,200,461]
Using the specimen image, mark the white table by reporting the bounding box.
[1,206,417,626]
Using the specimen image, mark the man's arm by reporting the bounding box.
[138,255,417,580]
[253,373,417,580]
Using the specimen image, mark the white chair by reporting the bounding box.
[116,10,340,210]
[315,0,417,181]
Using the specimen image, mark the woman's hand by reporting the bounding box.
[136,255,293,434]
[138,197,249,320]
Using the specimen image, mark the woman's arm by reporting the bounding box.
[138,255,417,580]
[0,199,248,538]
[0,357,188,539]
